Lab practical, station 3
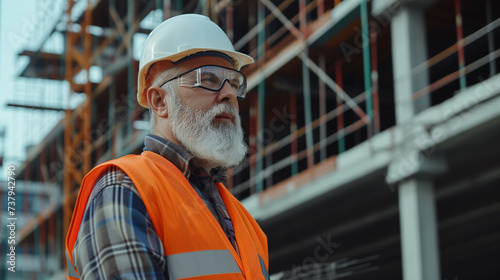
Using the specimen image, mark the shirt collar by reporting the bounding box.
[143,134,194,178]
[143,134,216,179]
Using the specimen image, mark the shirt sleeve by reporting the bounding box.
[72,165,168,280]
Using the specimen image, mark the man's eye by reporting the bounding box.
[228,76,240,89]
[230,82,239,90]
[202,77,217,83]
[201,75,220,87]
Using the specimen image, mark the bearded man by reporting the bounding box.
[65,14,269,280]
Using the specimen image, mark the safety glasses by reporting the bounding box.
[160,65,248,99]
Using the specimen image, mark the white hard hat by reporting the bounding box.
[137,13,254,108]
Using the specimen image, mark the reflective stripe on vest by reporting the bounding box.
[259,255,270,280]
[66,251,80,279]
[168,249,241,280]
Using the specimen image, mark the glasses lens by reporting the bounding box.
[178,69,199,86]
[200,70,223,90]
[178,66,246,98]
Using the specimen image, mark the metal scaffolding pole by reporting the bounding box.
[486,0,497,76]
[370,27,380,134]
[177,0,183,12]
[361,0,373,137]
[249,94,257,194]
[108,0,117,160]
[39,149,46,271]
[128,0,135,136]
[317,0,324,17]
[256,0,265,193]
[301,48,314,168]
[300,0,314,168]
[108,117,116,161]
[49,209,56,270]
[318,53,327,161]
[63,1,74,244]
[63,0,92,246]
[265,150,273,187]
[164,0,171,19]
[226,0,234,42]
[83,2,92,176]
[335,60,345,154]
[290,93,298,175]
[455,0,467,90]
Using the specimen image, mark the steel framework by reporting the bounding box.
[4,0,499,278]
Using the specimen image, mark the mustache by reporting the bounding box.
[205,104,239,124]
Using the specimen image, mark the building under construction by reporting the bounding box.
[1,0,499,279]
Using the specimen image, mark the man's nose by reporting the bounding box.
[217,80,238,103]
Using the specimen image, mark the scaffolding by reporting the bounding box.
[2,0,500,279]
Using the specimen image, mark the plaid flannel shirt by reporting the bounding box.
[72,134,237,279]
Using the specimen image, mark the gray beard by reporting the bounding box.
[167,92,248,170]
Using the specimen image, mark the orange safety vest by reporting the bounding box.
[66,151,269,280]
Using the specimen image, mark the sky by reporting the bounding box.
[0,0,33,173]
[0,0,63,179]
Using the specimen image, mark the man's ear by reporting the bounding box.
[147,86,169,118]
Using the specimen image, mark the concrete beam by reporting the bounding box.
[386,153,447,185]
[372,0,439,17]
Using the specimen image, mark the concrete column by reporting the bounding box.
[391,3,442,279]
[374,1,441,280]
[398,177,441,280]
[391,3,431,124]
